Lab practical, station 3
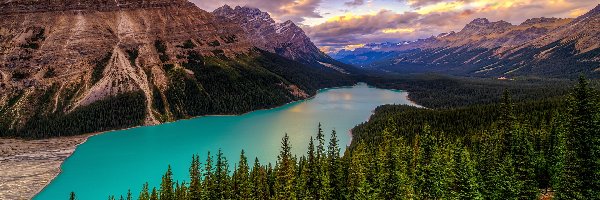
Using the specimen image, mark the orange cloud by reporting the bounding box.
[381,28,416,34]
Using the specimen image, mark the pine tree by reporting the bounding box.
[316,123,325,161]
[274,133,296,199]
[346,142,372,200]
[215,149,230,199]
[315,123,329,198]
[69,192,76,200]
[126,189,132,200]
[203,151,215,200]
[557,75,600,199]
[267,163,275,198]
[296,155,308,199]
[150,188,158,200]
[452,147,482,200]
[327,130,343,200]
[160,165,174,200]
[415,125,437,199]
[138,183,150,200]
[499,89,516,131]
[304,137,319,199]
[233,150,251,199]
[549,113,568,195]
[189,154,202,200]
[250,158,269,200]
[174,181,188,200]
[510,125,539,199]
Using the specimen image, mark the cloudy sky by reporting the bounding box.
[191,0,598,52]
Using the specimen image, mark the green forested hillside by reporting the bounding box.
[362,73,574,108]
[0,49,355,139]
[101,77,600,199]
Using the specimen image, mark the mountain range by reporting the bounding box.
[331,4,600,78]
[0,0,354,138]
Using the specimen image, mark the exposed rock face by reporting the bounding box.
[335,5,600,77]
[0,0,195,13]
[523,6,600,54]
[0,0,250,123]
[421,17,571,50]
[212,5,333,64]
[0,0,354,138]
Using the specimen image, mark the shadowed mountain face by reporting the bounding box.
[0,0,354,138]
[332,5,600,78]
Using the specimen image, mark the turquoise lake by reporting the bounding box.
[34,83,418,200]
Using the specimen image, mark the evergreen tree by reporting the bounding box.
[327,130,343,200]
[203,151,215,200]
[189,154,202,200]
[315,123,329,198]
[296,156,308,199]
[316,123,325,161]
[549,113,568,195]
[558,75,600,199]
[415,125,437,199]
[126,189,132,200]
[138,183,150,200]
[452,147,482,200]
[510,125,539,199]
[233,150,251,199]
[346,142,372,200]
[267,163,275,198]
[69,192,76,200]
[160,165,174,200]
[304,137,320,199]
[150,188,158,200]
[215,149,231,199]
[250,158,269,200]
[274,133,296,199]
[499,89,516,131]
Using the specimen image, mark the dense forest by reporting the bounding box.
[87,76,600,200]
[0,46,355,139]
[362,73,575,108]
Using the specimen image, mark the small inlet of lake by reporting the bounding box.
[34,83,418,200]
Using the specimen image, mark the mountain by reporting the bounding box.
[212,5,352,74]
[336,5,600,78]
[0,0,354,138]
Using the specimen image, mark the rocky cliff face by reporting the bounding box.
[0,0,354,138]
[212,5,344,69]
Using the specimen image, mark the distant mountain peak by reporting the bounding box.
[470,18,490,25]
[212,6,333,64]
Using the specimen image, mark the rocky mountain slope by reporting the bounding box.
[334,5,600,77]
[212,5,352,74]
[0,0,354,138]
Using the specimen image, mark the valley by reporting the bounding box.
[0,0,599,199]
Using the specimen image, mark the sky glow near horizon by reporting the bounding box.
[191,0,598,52]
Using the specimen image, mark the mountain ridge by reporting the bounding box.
[0,0,354,138]
[331,4,600,77]
[212,5,352,74]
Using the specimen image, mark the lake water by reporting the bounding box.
[34,83,418,200]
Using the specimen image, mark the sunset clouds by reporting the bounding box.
[191,0,599,52]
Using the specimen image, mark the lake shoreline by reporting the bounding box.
[0,134,94,200]
[11,83,412,199]
[6,84,358,199]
